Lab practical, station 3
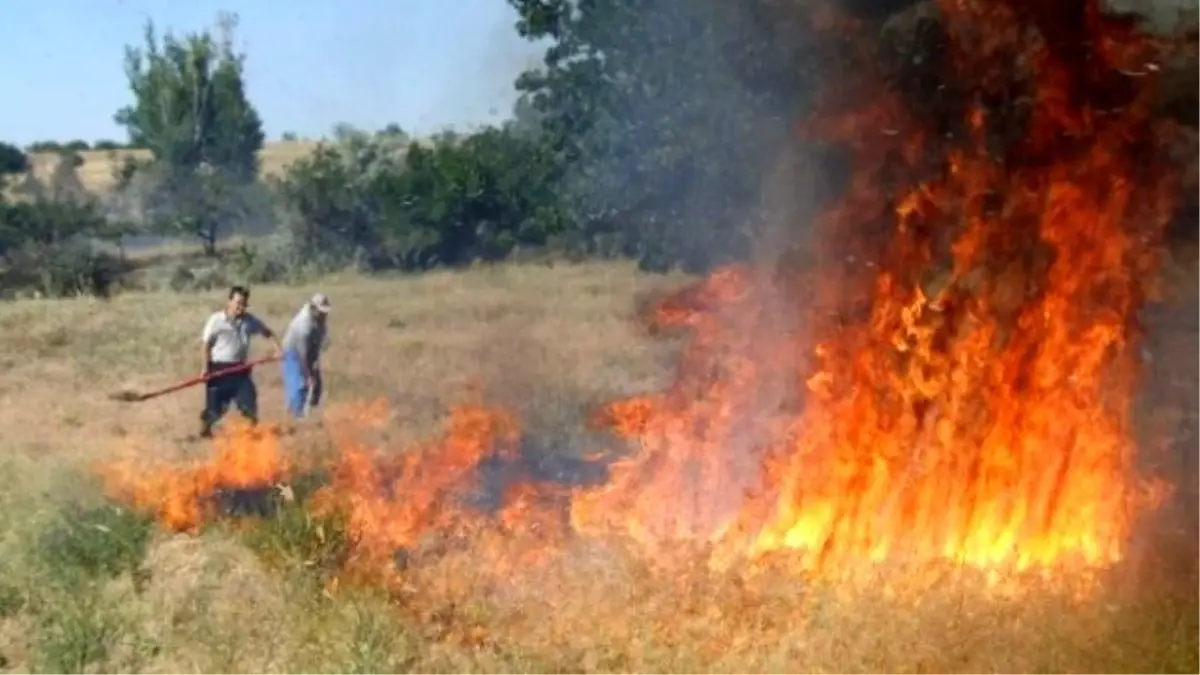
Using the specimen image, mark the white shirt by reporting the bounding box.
[202,311,269,363]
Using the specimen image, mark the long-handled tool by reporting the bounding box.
[108,356,281,403]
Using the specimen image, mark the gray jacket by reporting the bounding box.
[281,306,329,368]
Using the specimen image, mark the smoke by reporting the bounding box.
[461,0,837,541]
[410,4,550,134]
[1104,0,1199,35]
[543,0,820,271]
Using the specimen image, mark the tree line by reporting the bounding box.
[0,2,826,298]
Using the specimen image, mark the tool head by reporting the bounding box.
[108,390,148,402]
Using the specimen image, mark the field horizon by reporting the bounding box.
[20,139,325,196]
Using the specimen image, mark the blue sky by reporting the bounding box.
[0,0,548,146]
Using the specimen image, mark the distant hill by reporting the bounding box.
[22,140,325,195]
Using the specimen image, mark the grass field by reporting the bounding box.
[0,259,1195,673]
[23,140,323,195]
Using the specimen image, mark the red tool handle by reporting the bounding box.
[136,356,281,401]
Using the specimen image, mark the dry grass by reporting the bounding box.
[0,259,1194,673]
[23,140,323,194]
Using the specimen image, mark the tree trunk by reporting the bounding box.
[198,218,218,256]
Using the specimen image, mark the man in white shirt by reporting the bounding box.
[280,292,331,418]
[199,285,282,438]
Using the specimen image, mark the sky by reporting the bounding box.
[0,0,548,146]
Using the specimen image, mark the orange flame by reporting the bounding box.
[310,403,524,575]
[98,419,289,533]
[573,0,1185,579]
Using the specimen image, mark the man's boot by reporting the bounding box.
[198,411,214,439]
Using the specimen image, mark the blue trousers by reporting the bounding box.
[281,350,323,418]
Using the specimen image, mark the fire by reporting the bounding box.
[98,418,290,533]
[98,0,1188,591]
[572,0,1185,580]
[310,402,571,582]
[764,0,1182,574]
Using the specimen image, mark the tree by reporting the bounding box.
[0,142,27,179]
[275,127,411,268]
[379,124,409,143]
[505,93,544,139]
[371,127,569,267]
[0,189,130,298]
[275,124,569,271]
[277,144,379,265]
[25,141,62,154]
[507,0,817,272]
[113,12,266,254]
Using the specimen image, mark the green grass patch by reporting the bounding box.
[18,499,158,673]
[30,592,125,674]
[241,499,352,574]
[35,502,155,585]
[237,472,353,579]
[0,581,24,618]
[339,599,420,673]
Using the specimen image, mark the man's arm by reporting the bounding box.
[201,314,218,375]
[251,315,283,356]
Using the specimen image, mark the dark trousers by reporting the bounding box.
[199,361,259,436]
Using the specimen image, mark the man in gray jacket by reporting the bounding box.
[281,292,331,418]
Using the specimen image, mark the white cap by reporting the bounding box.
[310,293,331,313]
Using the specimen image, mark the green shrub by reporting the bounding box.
[225,235,327,285]
[1,240,129,299]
